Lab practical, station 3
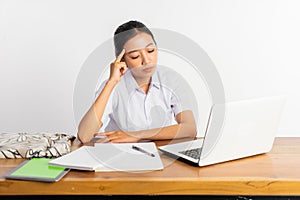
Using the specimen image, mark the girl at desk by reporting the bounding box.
[77,20,197,143]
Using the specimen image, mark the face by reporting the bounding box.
[123,32,158,80]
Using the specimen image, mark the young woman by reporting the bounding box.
[77,20,197,143]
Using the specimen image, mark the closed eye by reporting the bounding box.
[131,55,139,59]
[129,47,156,59]
[148,48,155,53]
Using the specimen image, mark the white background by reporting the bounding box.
[1,0,299,136]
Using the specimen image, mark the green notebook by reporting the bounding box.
[5,158,70,182]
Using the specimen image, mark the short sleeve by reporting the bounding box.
[167,70,197,117]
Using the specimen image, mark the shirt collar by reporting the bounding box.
[150,69,160,90]
[124,70,139,93]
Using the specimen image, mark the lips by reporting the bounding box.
[143,67,154,72]
[142,64,156,73]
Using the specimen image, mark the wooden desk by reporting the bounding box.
[1,137,300,196]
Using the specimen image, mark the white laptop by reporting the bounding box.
[158,96,286,166]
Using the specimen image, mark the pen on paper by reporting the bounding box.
[132,145,155,157]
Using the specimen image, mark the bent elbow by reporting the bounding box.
[187,128,197,138]
[77,129,92,144]
[77,134,91,144]
[187,124,198,138]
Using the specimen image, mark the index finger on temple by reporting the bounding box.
[115,49,125,62]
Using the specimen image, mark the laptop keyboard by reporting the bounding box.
[179,148,202,160]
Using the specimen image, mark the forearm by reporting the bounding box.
[136,122,197,141]
[77,80,117,143]
[77,106,103,143]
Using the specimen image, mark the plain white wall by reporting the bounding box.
[1,0,299,136]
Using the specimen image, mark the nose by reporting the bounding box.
[141,50,150,65]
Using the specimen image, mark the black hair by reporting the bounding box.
[113,20,156,57]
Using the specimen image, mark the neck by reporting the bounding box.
[135,77,151,94]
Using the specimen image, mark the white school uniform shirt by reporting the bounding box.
[95,66,194,133]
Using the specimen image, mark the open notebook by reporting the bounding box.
[48,142,163,172]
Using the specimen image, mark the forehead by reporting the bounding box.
[123,32,155,51]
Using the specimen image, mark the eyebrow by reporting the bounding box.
[127,43,155,54]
